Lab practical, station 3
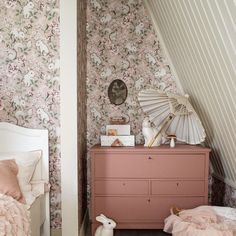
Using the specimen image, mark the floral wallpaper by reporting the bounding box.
[87,0,178,148]
[209,176,236,208]
[0,0,60,229]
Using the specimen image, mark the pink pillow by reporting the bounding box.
[0,159,25,203]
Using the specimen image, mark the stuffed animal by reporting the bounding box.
[142,117,162,147]
[95,214,116,236]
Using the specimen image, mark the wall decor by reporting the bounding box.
[108,79,128,105]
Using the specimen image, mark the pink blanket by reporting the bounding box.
[0,193,30,236]
[164,206,236,236]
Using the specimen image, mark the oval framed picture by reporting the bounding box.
[108,79,128,105]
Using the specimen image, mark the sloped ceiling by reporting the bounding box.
[144,0,236,187]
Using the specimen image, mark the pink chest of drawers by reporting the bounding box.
[90,144,211,233]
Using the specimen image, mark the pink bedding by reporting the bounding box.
[164,206,236,236]
[0,193,30,236]
[0,159,25,203]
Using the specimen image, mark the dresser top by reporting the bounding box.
[90,144,211,153]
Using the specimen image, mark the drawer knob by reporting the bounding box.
[148,156,152,160]
[147,199,151,203]
[176,183,179,186]
[122,183,126,186]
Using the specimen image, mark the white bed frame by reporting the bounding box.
[0,122,50,236]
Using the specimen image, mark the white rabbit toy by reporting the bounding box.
[142,117,162,147]
[95,214,116,236]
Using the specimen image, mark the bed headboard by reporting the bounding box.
[0,122,49,181]
[0,122,50,236]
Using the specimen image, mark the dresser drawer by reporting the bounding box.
[149,196,206,220]
[94,153,206,179]
[94,196,155,222]
[95,180,148,195]
[151,180,205,195]
[94,196,205,222]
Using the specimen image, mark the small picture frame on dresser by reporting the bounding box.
[107,129,118,136]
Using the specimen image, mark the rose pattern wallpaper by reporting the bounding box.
[0,0,60,229]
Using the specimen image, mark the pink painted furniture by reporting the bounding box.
[90,144,211,234]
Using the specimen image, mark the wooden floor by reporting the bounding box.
[114,229,171,236]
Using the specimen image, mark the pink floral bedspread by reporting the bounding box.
[0,193,30,236]
[164,206,236,236]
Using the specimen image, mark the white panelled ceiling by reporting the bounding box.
[144,0,236,187]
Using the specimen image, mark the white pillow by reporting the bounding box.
[0,150,42,194]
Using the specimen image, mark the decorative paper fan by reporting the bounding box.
[138,89,206,145]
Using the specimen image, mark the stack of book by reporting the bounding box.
[100,124,135,146]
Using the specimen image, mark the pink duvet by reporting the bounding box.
[0,193,30,236]
[164,206,236,236]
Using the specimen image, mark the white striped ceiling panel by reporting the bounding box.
[144,0,236,187]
